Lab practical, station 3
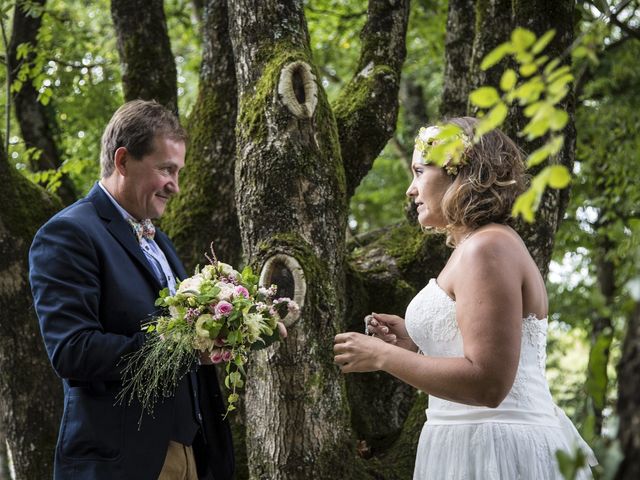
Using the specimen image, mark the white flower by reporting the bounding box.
[215,282,236,302]
[218,262,240,278]
[244,313,269,343]
[201,264,216,280]
[195,314,213,338]
[177,274,204,296]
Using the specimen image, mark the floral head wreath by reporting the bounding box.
[414,125,473,176]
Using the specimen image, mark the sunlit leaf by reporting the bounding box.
[469,86,500,108]
[511,27,536,51]
[500,69,517,91]
[475,102,508,139]
[547,165,571,188]
[532,29,556,54]
[481,42,513,70]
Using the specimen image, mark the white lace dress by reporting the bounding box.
[405,279,597,480]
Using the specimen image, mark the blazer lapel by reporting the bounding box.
[88,183,163,291]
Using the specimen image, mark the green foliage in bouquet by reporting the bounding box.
[117,258,297,421]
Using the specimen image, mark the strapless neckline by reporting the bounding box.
[429,278,548,323]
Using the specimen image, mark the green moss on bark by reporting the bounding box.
[237,42,312,142]
[1,166,62,241]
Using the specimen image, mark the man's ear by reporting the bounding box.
[113,147,129,176]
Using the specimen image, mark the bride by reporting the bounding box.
[333,117,596,479]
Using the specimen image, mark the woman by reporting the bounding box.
[334,117,596,479]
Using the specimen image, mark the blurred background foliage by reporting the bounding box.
[1,0,638,461]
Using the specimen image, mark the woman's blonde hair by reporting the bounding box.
[432,117,528,245]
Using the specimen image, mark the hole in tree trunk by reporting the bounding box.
[292,66,306,104]
[266,260,295,300]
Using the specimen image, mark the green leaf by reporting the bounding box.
[572,45,590,59]
[511,27,536,52]
[519,63,538,77]
[526,146,552,168]
[531,29,556,55]
[512,188,538,223]
[549,109,568,131]
[500,69,517,91]
[469,86,500,108]
[481,42,513,70]
[474,102,508,139]
[513,77,544,105]
[547,165,571,188]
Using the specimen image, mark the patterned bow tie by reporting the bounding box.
[128,218,156,242]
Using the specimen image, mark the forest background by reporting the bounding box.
[0,0,638,479]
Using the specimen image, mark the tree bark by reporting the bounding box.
[511,0,576,277]
[333,0,410,198]
[0,428,9,480]
[441,0,476,117]
[111,0,178,113]
[452,0,576,274]
[8,0,76,205]
[228,1,356,476]
[163,0,242,271]
[616,300,640,480]
[0,140,63,480]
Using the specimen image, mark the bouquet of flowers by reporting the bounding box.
[117,254,298,418]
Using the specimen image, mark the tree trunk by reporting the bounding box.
[8,0,76,205]
[0,428,9,480]
[227,0,409,477]
[0,141,63,480]
[111,0,178,113]
[511,0,575,276]
[228,1,352,477]
[456,0,575,274]
[163,0,241,271]
[616,300,640,480]
[333,0,410,198]
[441,0,476,117]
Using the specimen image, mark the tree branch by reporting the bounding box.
[333,0,410,199]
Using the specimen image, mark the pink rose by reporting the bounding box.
[210,350,224,364]
[234,285,249,298]
[222,350,232,362]
[214,300,233,316]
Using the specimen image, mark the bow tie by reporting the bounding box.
[128,218,156,242]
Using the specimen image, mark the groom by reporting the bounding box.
[29,100,234,479]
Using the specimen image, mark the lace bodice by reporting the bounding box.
[405,278,556,422]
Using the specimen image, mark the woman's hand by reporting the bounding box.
[366,313,418,352]
[333,332,390,373]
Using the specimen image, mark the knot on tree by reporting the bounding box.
[277,61,317,119]
[259,254,305,327]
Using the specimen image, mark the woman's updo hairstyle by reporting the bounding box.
[439,116,528,236]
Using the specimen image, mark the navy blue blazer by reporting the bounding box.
[29,184,234,480]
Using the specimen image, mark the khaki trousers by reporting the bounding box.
[158,441,198,480]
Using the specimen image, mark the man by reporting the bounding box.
[29,100,234,479]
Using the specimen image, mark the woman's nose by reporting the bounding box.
[406,182,416,198]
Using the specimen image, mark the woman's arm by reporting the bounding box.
[334,231,524,407]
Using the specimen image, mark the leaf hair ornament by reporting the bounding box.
[414,124,473,176]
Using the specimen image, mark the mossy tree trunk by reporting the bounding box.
[227,0,408,477]
[0,140,63,480]
[8,0,76,205]
[111,0,178,114]
[163,0,242,271]
[616,300,640,480]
